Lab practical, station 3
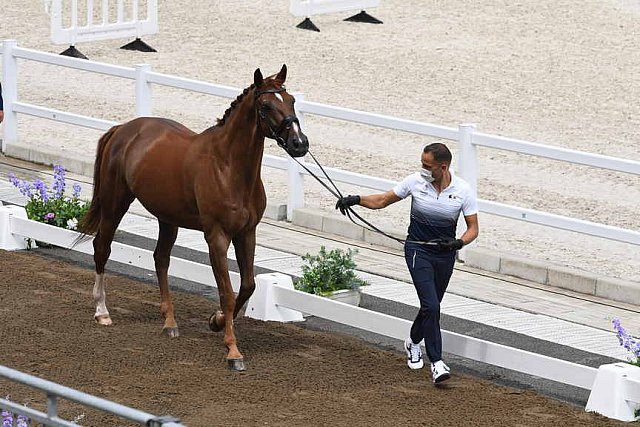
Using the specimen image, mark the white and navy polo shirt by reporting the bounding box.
[393,169,478,248]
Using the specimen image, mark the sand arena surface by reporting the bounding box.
[0,251,626,426]
[0,0,639,282]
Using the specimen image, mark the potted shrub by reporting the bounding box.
[294,245,367,306]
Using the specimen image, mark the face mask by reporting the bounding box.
[420,168,435,183]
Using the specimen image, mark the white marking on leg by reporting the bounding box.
[93,273,112,325]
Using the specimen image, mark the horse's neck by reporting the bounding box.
[217,101,265,177]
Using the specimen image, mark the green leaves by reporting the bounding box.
[24,195,87,230]
[294,246,367,296]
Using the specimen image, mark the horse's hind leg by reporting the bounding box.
[154,221,179,337]
[93,190,134,326]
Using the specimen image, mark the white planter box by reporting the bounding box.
[326,288,361,306]
[301,288,361,318]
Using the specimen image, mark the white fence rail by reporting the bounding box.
[254,279,599,389]
[1,39,639,246]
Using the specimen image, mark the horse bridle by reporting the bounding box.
[255,87,300,148]
[254,88,442,248]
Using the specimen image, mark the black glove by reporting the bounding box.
[335,195,360,215]
[437,237,465,252]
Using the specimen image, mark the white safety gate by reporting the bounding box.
[49,0,158,45]
[289,0,379,17]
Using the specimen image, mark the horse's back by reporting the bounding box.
[105,117,203,227]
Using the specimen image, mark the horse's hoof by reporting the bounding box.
[162,327,180,338]
[227,358,246,372]
[94,314,112,326]
[208,310,224,332]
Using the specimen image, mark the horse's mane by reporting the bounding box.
[215,83,256,127]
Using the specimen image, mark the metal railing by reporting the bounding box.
[0,365,184,427]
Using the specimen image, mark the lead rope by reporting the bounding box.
[290,150,440,247]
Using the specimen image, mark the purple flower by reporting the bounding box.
[8,173,19,187]
[16,414,29,427]
[8,173,34,198]
[33,179,50,202]
[52,165,66,198]
[613,318,640,360]
[44,212,55,221]
[1,409,13,427]
[72,182,82,199]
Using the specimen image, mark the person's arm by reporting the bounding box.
[358,190,401,210]
[335,190,401,215]
[459,213,478,245]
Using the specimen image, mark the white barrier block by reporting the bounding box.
[586,362,640,422]
[0,206,29,250]
[245,273,304,322]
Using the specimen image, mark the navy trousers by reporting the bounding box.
[404,245,455,363]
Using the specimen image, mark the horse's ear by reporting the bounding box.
[254,68,264,87]
[275,64,287,83]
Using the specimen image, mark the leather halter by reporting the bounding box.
[255,87,299,148]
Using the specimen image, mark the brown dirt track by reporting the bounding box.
[0,250,624,427]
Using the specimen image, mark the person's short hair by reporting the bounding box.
[423,143,452,164]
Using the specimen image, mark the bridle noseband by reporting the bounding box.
[255,87,300,148]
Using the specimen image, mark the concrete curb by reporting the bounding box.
[290,208,640,307]
[4,143,96,178]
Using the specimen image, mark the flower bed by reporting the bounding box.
[8,165,88,232]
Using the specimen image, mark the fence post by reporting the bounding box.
[287,92,306,221]
[245,273,304,322]
[456,123,478,262]
[135,64,152,117]
[0,206,29,250]
[1,40,19,154]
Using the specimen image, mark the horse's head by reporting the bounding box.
[254,65,309,158]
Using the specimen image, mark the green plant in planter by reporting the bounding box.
[295,246,367,296]
[8,165,89,249]
[8,165,88,230]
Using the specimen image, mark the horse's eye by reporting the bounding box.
[261,104,272,111]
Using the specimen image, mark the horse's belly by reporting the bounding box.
[133,185,202,230]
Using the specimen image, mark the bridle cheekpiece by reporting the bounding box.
[255,86,299,149]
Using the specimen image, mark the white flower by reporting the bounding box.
[67,218,78,230]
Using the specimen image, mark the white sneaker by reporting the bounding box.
[404,338,424,370]
[431,360,451,383]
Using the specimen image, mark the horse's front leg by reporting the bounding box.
[205,230,245,371]
[232,228,257,319]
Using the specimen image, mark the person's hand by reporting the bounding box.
[335,195,360,215]
[437,237,464,252]
[0,110,4,124]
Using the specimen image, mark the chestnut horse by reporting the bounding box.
[79,65,308,371]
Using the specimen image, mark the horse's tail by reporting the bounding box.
[77,125,120,239]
